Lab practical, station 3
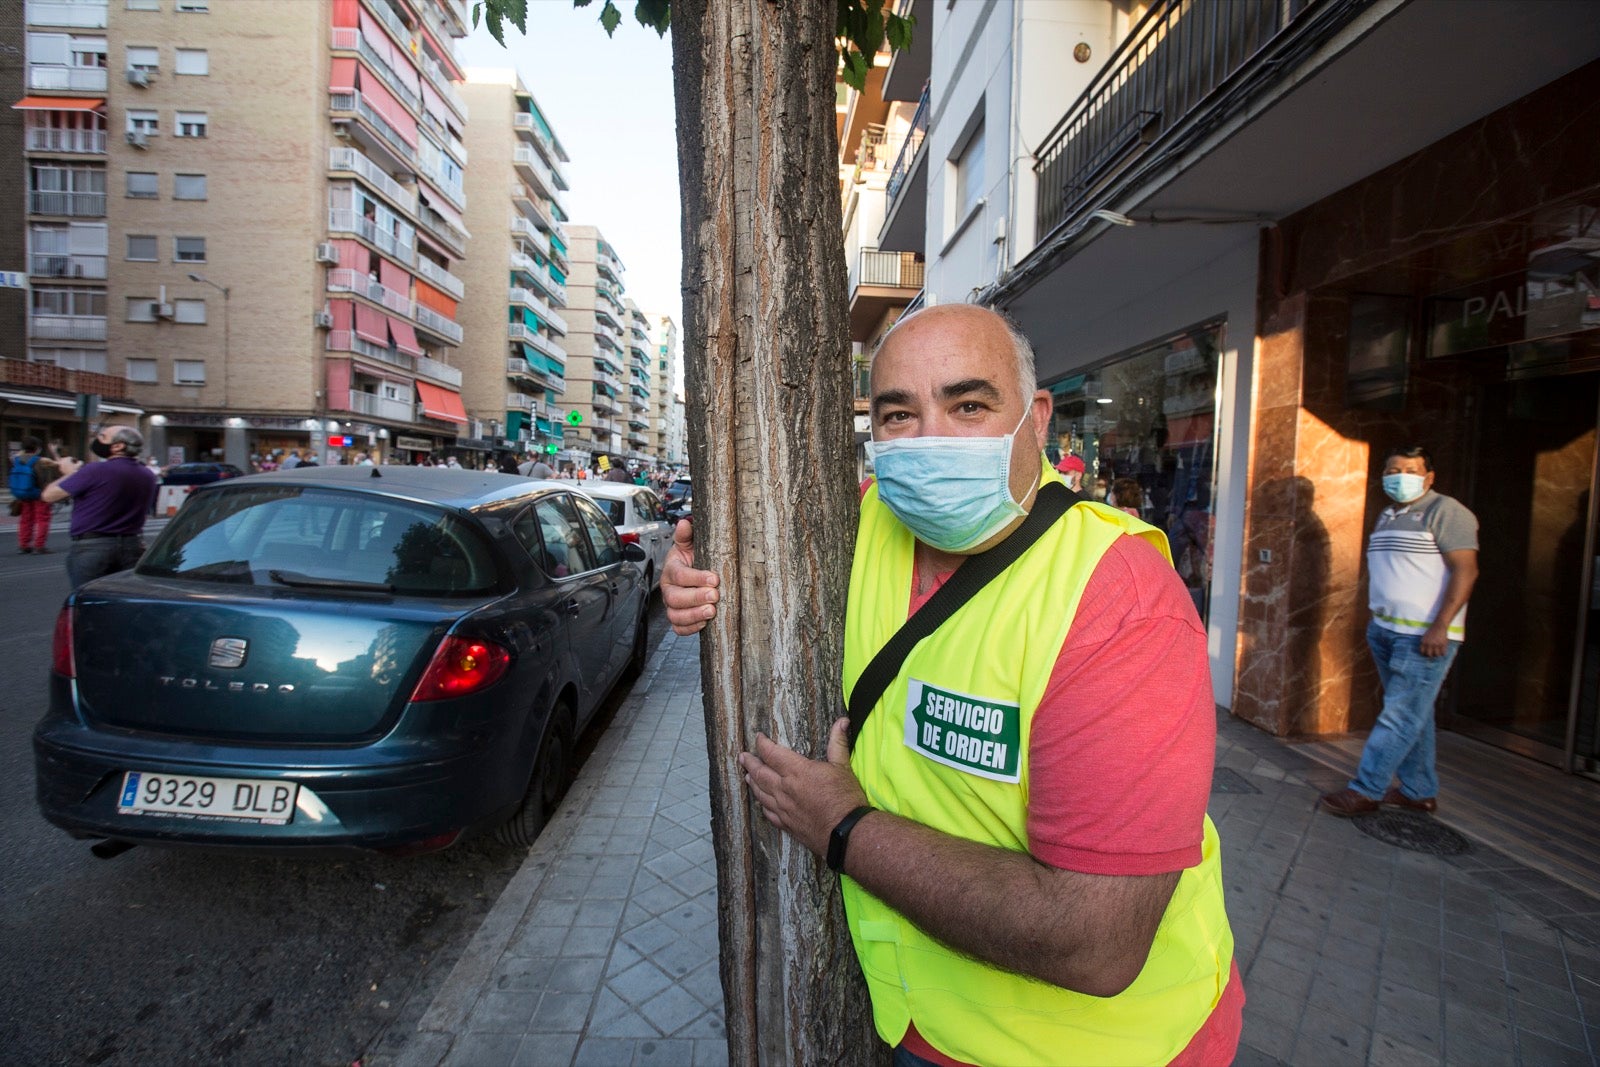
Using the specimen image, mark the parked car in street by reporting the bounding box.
[160,462,248,487]
[34,467,650,854]
[662,477,693,525]
[576,482,673,593]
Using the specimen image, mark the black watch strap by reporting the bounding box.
[826,805,876,873]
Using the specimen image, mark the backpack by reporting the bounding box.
[9,455,42,501]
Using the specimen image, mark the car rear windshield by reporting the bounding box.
[139,486,500,595]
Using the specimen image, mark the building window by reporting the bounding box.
[126,357,158,382]
[174,360,206,384]
[174,236,205,262]
[127,0,161,10]
[33,348,108,373]
[126,234,157,261]
[175,111,207,138]
[950,118,985,229]
[173,173,206,200]
[174,48,207,75]
[175,0,209,11]
[126,46,158,74]
[174,298,206,324]
[126,297,158,322]
[126,109,158,135]
[127,171,158,198]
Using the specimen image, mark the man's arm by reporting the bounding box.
[1421,547,1477,656]
[741,721,1178,998]
[41,456,82,504]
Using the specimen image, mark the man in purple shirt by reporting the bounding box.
[42,425,160,589]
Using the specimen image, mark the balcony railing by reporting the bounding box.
[29,190,105,218]
[363,0,414,56]
[326,329,415,372]
[342,389,416,422]
[413,303,463,343]
[595,369,622,392]
[510,218,550,258]
[28,65,108,91]
[1,356,127,399]
[852,248,926,292]
[26,127,106,154]
[26,0,108,27]
[418,55,468,120]
[1035,0,1320,237]
[415,353,461,387]
[330,27,419,112]
[885,85,928,213]
[410,254,463,299]
[330,90,415,169]
[505,392,535,412]
[513,324,568,365]
[507,357,536,380]
[415,205,468,256]
[511,186,559,234]
[509,288,568,335]
[29,314,106,341]
[513,145,560,203]
[329,146,416,214]
[328,208,416,266]
[326,268,412,316]
[31,253,106,279]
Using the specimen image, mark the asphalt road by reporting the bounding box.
[0,525,669,1066]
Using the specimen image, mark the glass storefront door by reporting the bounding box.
[1450,372,1599,775]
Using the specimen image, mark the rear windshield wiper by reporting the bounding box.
[268,570,393,593]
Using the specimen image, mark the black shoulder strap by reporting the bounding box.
[846,481,1081,747]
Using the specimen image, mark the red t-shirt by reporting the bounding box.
[899,534,1244,1065]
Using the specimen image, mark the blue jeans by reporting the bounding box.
[66,535,145,590]
[1351,620,1460,801]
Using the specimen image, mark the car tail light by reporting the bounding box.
[51,605,75,678]
[619,531,640,544]
[409,636,511,702]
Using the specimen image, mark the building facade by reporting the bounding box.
[648,311,685,467]
[561,224,636,469]
[15,0,473,470]
[459,68,572,463]
[888,0,1600,780]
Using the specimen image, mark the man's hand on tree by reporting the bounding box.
[739,718,867,856]
[661,519,721,635]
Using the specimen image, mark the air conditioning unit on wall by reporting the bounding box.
[126,68,154,87]
[126,130,149,149]
[313,310,334,329]
[154,302,175,319]
[314,243,339,265]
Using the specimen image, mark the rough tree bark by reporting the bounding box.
[671,0,879,1062]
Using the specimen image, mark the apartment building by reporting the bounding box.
[15,0,472,469]
[621,298,653,463]
[647,312,684,467]
[561,225,635,467]
[889,0,1600,780]
[459,68,572,463]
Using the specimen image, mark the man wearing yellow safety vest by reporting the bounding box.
[662,305,1242,1065]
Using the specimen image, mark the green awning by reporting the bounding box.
[535,418,552,436]
[506,410,529,437]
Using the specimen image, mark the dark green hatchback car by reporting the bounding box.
[35,467,650,854]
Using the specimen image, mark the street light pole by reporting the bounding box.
[186,272,229,409]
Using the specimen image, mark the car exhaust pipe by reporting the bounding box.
[90,839,136,859]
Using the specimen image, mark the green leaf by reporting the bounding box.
[471,2,480,28]
[634,0,671,34]
[600,0,622,35]
[573,0,595,6]
[886,12,914,52]
[839,47,868,92]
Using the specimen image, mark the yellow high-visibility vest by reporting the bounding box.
[840,466,1235,1066]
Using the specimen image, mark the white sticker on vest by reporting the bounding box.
[903,679,1021,783]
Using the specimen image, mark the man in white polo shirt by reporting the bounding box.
[1322,445,1479,817]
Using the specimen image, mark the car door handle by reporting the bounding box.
[561,597,581,617]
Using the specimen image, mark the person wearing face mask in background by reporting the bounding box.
[662,304,1240,1066]
[42,424,160,589]
[1321,445,1479,818]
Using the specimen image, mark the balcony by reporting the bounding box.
[29,314,106,341]
[341,389,416,422]
[507,357,538,381]
[415,204,468,257]
[511,185,559,234]
[326,268,412,316]
[512,324,568,365]
[329,146,416,214]
[31,253,106,280]
[848,248,925,342]
[27,0,107,27]
[418,55,468,121]
[330,27,419,112]
[879,84,928,254]
[1035,0,1318,238]
[510,218,550,258]
[594,368,622,392]
[415,353,461,387]
[328,208,416,266]
[1,356,127,399]
[597,246,625,279]
[26,127,105,154]
[362,0,415,55]
[412,255,464,300]
[329,90,416,171]
[505,392,535,413]
[28,65,107,92]
[413,304,463,344]
[513,145,561,205]
[590,416,619,435]
[29,190,105,218]
[326,330,415,372]
[509,287,568,335]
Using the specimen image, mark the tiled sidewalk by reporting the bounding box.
[392,630,1600,1067]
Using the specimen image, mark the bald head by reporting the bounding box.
[873,304,1038,408]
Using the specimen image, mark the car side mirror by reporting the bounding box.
[621,542,648,563]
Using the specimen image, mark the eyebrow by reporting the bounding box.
[870,388,913,417]
[939,378,1004,403]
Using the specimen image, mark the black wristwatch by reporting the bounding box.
[826,805,876,873]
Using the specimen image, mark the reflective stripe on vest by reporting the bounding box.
[840,465,1235,1066]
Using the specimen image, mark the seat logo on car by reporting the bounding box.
[207,637,249,669]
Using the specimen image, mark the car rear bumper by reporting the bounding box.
[33,713,531,852]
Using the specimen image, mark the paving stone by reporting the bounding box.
[1510,999,1591,1050]
[639,984,708,1036]
[445,1032,525,1066]
[1512,1028,1591,1065]
[692,1038,730,1067]
[608,959,674,1006]
[635,1038,698,1066]
[563,925,618,957]
[512,1032,579,1067]
[464,991,541,1035]
[531,991,593,1034]
[1291,1005,1371,1064]
[1369,1032,1443,1067]
[574,1036,639,1066]
[545,957,607,996]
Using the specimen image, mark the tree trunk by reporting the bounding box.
[671,1,878,1063]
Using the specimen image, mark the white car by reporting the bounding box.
[577,482,673,593]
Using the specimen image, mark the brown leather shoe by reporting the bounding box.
[1382,787,1437,813]
[1320,788,1381,817]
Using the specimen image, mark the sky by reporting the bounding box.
[455,6,683,334]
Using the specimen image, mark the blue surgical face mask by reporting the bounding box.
[866,408,1032,552]
[1382,472,1427,504]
